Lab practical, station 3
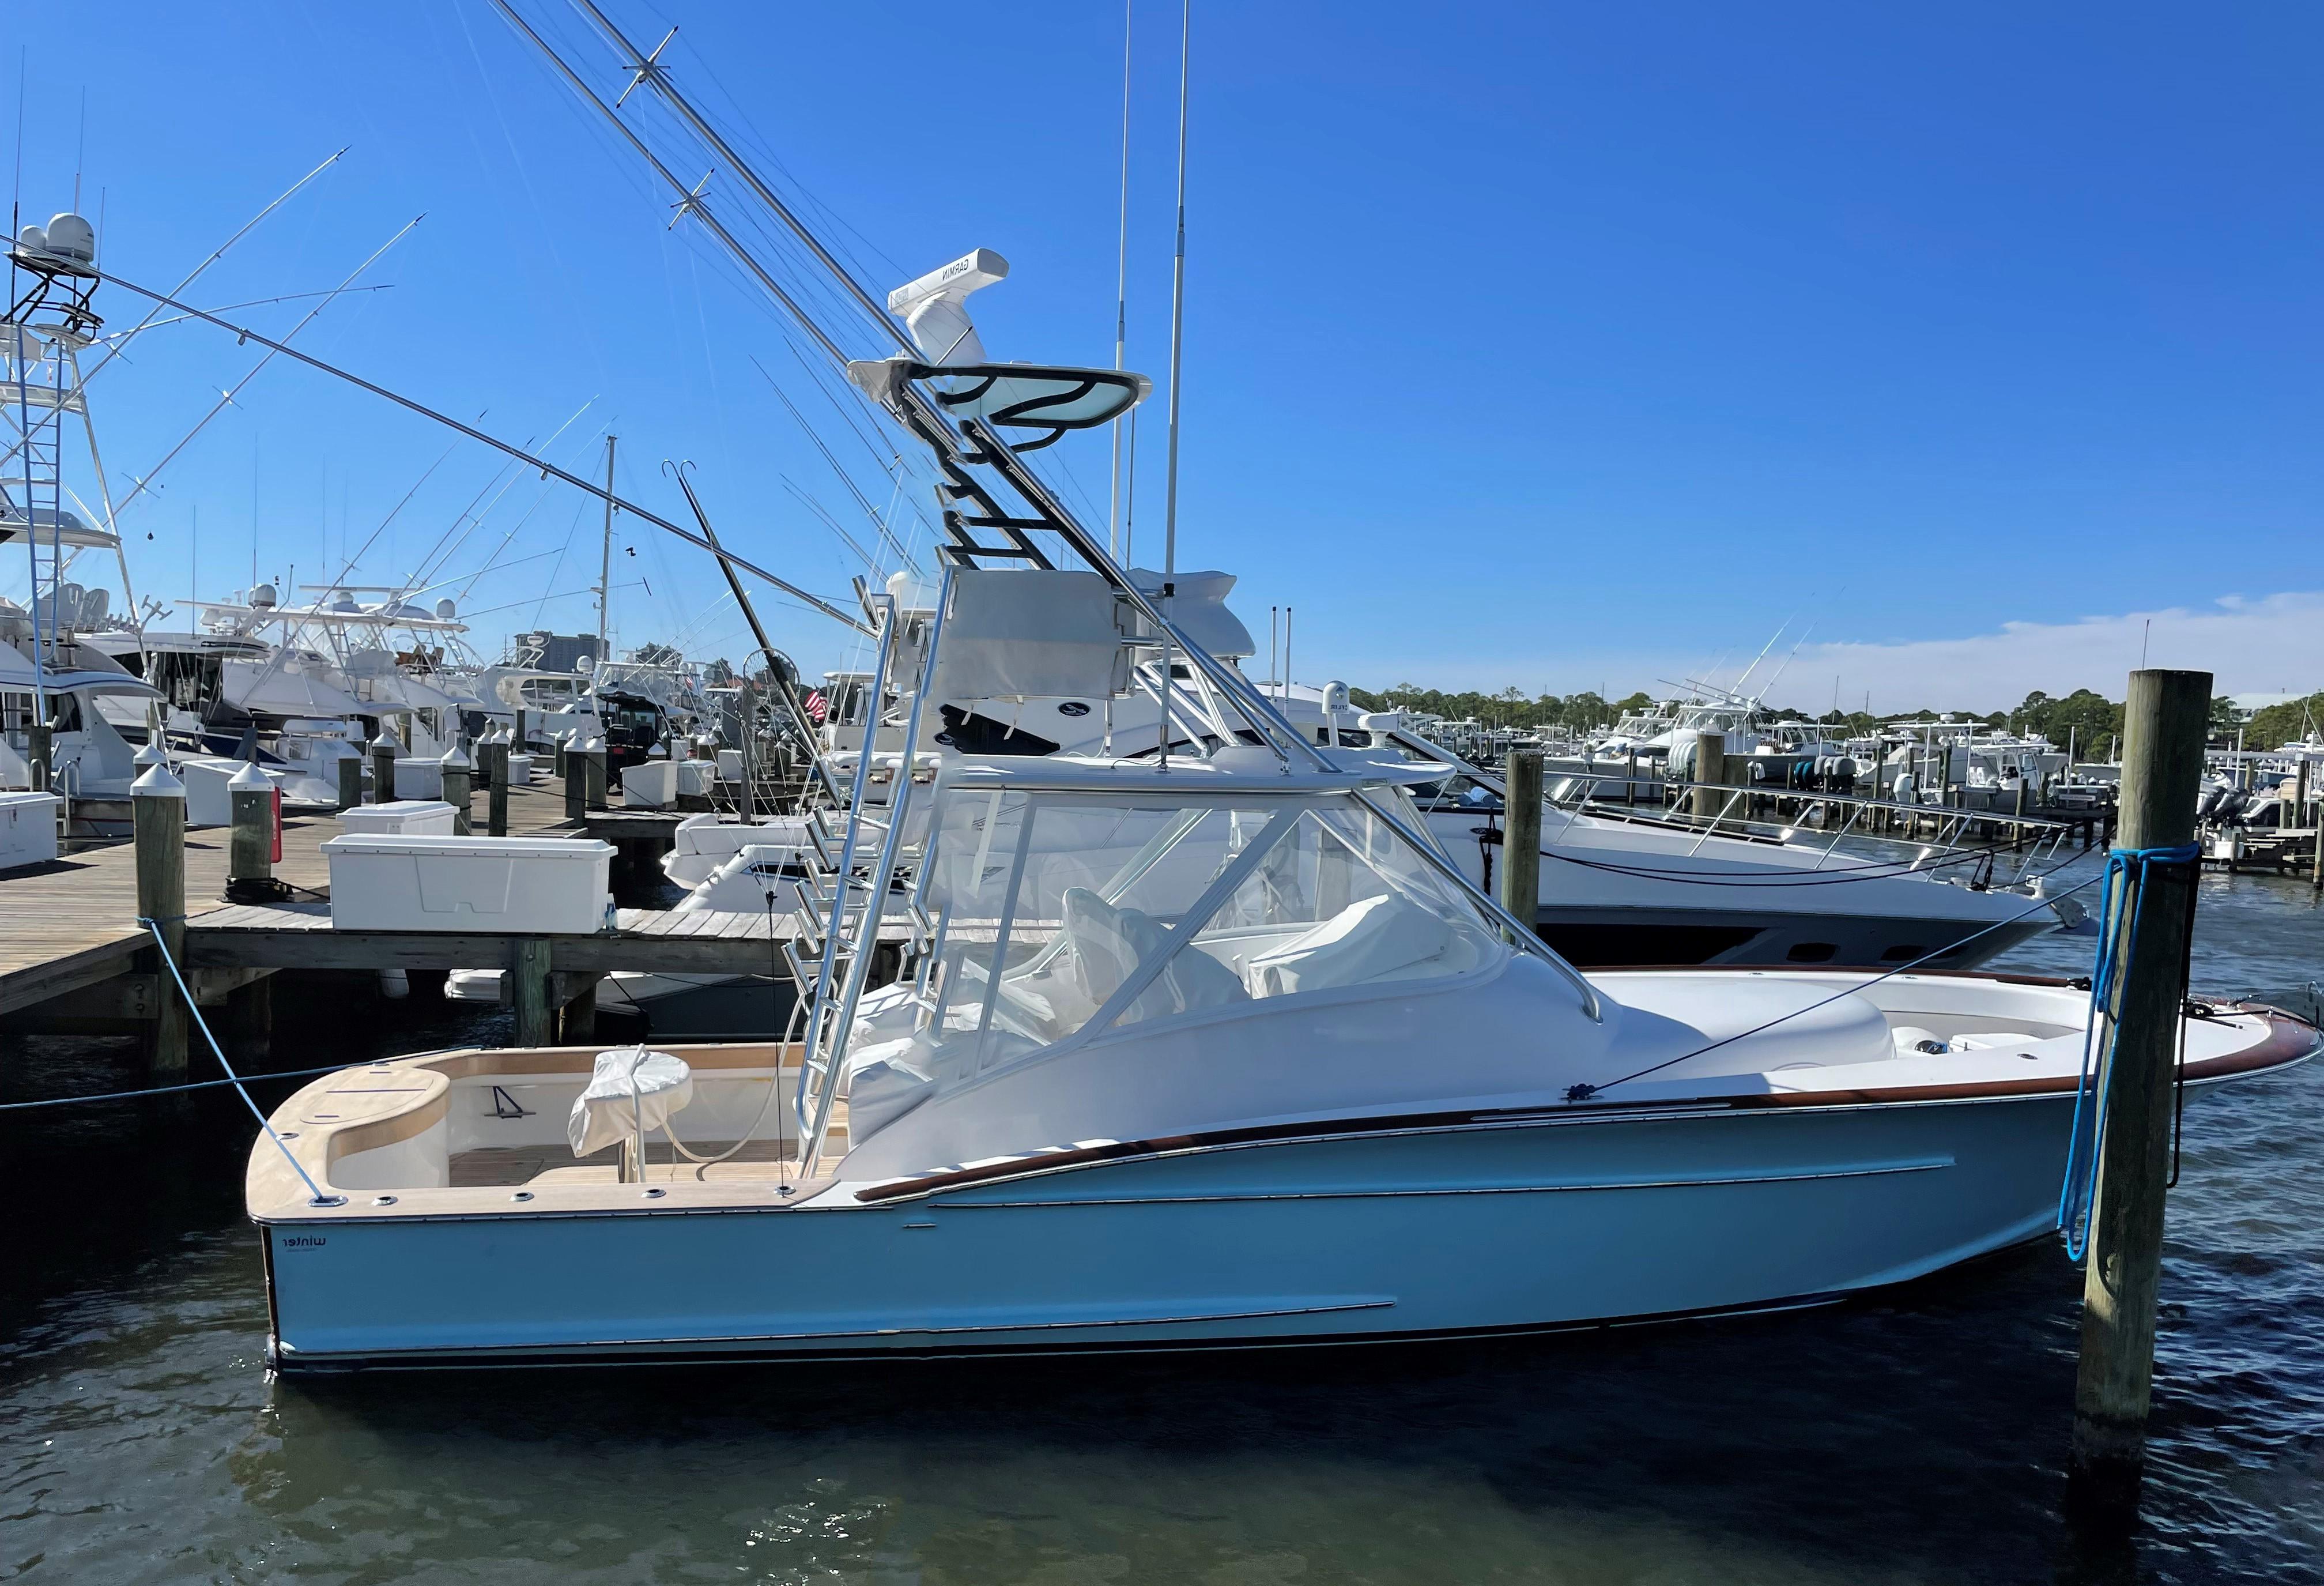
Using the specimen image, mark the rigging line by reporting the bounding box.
[567,0,913,356]
[529,498,588,628]
[484,0,854,368]
[774,326,903,479]
[1562,869,2108,1102]
[88,285,397,345]
[113,216,423,521]
[320,431,466,594]
[90,266,871,635]
[66,148,349,395]
[751,356,920,573]
[778,475,878,573]
[456,419,611,599]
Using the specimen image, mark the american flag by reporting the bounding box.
[803,688,828,725]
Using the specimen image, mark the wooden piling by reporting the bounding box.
[1500,750,1543,935]
[2069,668,2211,1519]
[371,740,397,804]
[228,763,273,885]
[27,721,51,793]
[487,737,510,837]
[131,762,189,1077]
[1691,730,1725,827]
[510,937,554,1046]
[335,754,362,812]
[441,747,473,836]
[583,745,609,813]
[227,975,273,1063]
[563,746,588,822]
[559,971,602,1045]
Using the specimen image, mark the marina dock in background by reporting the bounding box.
[0,773,798,1057]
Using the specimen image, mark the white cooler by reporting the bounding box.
[321,835,616,932]
[386,757,445,800]
[340,800,458,837]
[0,790,59,870]
[622,760,680,808]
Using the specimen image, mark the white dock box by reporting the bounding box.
[320,835,615,933]
[0,790,59,871]
[339,800,458,837]
[623,760,680,807]
[384,756,444,800]
[677,760,715,798]
[505,752,539,785]
[716,748,742,781]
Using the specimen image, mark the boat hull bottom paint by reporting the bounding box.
[1534,906,2057,970]
[262,1095,2071,1372]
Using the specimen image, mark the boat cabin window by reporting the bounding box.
[914,787,1499,1060]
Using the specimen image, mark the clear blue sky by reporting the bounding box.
[10,2,2320,709]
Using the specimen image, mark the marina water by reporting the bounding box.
[3,850,2319,1583]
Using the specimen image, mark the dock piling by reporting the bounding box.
[131,760,189,1078]
[371,734,398,804]
[583,741,609,813]
[2069,668,2210,1521]
[487,734,510,837]
[1501,750,1543,936]
[510,938,554,1046]
[1691,730,1725,827]
[441,744,473,836]
[27,721,51,792]
[335,754,362,812]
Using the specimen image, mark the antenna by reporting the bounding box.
[1108,0,1132,561]
[1157,0,1192,768]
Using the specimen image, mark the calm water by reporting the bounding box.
[4,854,2322,1585]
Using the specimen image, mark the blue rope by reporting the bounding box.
[0,1060,369,1112]
[137,918,343,1206]
[2056,842,2201,1261]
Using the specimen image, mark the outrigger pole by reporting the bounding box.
[85,266,871,636]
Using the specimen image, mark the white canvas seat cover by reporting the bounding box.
[1246,890,1454,997]
[1061,885,1247,1021]
[568,1048,693,1158]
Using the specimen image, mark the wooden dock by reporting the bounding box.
[0,778,574,1019]
[0,775,833,1056]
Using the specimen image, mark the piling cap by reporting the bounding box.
[440,744,472,770]
[372,729,405,755]
[131,760,186,799]
[228,761,271,790]
[133,740,169,769]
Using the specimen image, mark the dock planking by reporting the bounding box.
[0,774,574,1016]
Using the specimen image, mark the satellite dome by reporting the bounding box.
[16,224,47,255]
[329,590,361,614]
[42,213,95,265]
[434,598,458,621]
[250,583,278,608]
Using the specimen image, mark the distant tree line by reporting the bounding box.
[1344,683,2315,756]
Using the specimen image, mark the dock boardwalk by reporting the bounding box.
[0,776,574,1019]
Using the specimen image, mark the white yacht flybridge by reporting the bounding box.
[248,242,2314,1371]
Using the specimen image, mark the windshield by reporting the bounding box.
[909,788,1500,1066]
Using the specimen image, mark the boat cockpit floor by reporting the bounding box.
[450,1137,843,1188]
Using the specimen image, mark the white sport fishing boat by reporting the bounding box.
[246,259,2314,1370]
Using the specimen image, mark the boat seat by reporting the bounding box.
[1061,886,1247,1022]
[1245,891,1453,997]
